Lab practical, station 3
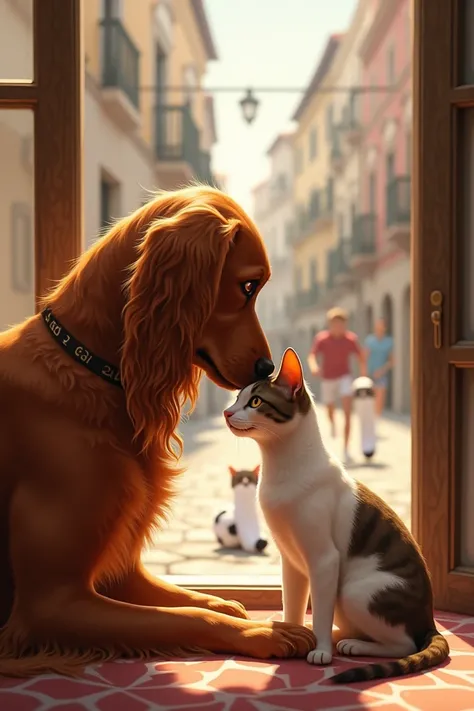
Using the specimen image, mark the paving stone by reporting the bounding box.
[184,529,219,543]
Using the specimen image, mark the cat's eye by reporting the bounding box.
[249,396,262,409]
[240,280,259,299]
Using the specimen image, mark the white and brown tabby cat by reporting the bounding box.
[223,348,449,684]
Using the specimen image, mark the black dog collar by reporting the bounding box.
[42,308,122,388]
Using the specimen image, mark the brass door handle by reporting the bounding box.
[431,309,442,349]
[430,290,443,349]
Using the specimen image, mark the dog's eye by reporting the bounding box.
[248,396,262,409]
[240,280,259,299]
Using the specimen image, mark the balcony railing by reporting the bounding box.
[156,104,211,180]
[334,238,351,278]
[352,213,376,257]
[339,91,361,135]
[293,206,311,242]
[387,176,411,226]
[318,180,334,219]
[101,18,140,109]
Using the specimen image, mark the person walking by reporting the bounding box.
[364,318,394,416]
[307,307,366,464]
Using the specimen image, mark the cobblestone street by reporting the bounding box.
[142,403,411,578]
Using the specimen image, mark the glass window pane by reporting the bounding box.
[0,0,34,81]
[0,109,35,329]
[461,109,474,339]
[460,368,474,566]
[462,0,474,84]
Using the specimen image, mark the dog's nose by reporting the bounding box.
[223,409,233,419]
[254,357,274,379]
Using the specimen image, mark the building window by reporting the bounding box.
[295,146,303,175]
[369,171,377,212]
[349,202,356,234]
[156,46,168,105]
[338,212,344,239]
[309,127,318,161]
[100,173,120,232]
[326,104,333,141]
[309,188,319,219]
[387,45,396,85]
[11,202,33,293]
[386,152,395,183]
[309,259,318,286]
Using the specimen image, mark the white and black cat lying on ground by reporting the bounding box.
[223,347,449,684]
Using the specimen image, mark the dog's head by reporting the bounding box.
[121,186,273,453]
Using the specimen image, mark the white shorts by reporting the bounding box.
[321,375,353,405]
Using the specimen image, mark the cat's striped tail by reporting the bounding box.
[329,629,449,684]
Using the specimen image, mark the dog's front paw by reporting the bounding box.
[307,647,333,665]
[207,597,250,619]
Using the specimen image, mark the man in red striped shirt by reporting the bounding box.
[307,307,366,463]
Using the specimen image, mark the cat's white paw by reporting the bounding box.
[336,639,363,656]
[307,647,333,665]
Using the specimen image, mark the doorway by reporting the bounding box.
[412,0,474,614]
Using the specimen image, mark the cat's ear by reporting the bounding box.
[253,464,260,477]
[273,348,303,399]
[229,466,237,477]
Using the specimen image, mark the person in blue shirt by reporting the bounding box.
[364,318,394,416]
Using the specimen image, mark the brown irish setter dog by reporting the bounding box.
[0,186,315,676]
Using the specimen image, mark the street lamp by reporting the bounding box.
[239,88,259,124]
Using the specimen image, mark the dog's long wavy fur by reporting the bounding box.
[0,186,246,677]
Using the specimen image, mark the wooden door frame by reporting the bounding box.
[6,0,474,615]
[0,0,83,303]
[412,0,474,615]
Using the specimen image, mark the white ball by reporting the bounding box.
[213,509,240,548]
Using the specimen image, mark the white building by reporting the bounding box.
[251,133,295,363]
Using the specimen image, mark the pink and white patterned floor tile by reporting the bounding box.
[0,611,473,711]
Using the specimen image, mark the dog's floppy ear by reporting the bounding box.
[121,203,240,455]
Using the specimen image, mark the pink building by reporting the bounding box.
[358,0,412,413]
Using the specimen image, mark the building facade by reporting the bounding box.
[252,133,294,364]
[358,0,412,413]
[263,0,412,414]
[290,35,341,376]
[83,0,218,247]
[321,0,377,344]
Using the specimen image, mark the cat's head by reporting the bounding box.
[229,465,260,488]
[224,348,312,444]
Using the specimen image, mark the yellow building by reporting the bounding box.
[290,34,342,354]
[82,0,218,241]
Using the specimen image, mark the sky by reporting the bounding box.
[204,0,357,215]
